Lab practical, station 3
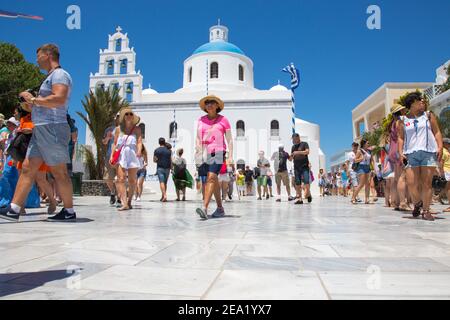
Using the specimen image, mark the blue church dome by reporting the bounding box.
[193,40,245,56]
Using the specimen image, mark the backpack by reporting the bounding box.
[253,167,260,179]
[7,133,31,162]
[174,161,187,178]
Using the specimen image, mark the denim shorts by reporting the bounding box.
[157,168,170,184]
[406,151,437,168]
[206,152,225,175]
[137,169,147,179]
[267,177,272,187]
[294,168,310,186]
[357,164,371,175]
[26,123,70,166]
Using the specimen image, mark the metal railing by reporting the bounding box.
[424,84,448,101]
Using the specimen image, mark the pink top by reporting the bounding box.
[197,115,231,154]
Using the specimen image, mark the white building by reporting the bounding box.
[351,82,432,141]
[87,25,325,196]
[425,60,450,123]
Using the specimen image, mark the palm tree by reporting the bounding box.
[77,87,129,179]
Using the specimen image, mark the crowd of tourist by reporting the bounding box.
[1,43,449,223]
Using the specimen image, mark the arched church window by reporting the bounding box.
[188,67,192,83]
[236,120,245,137]
[106,59,114,75]
[116,39,122,52]
[210,62,218,79]
[270,120,280,137]
[169,121,178,139]
[110,82,119,92]
[125,81,133,102]
[139,123,146,140]
[120,59,128,74]
[239,65,244,81]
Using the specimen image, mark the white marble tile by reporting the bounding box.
[233,243,339,258]
[0,283,89,300]
[78,290,199,300]
[0,246,65,269]
[80,265,219,296]
[43,248,152,266]
[138,242,235,269]
[331,243,450,258]
[320,272,450,298]
[204,270,328,300]
[63,237,173,254]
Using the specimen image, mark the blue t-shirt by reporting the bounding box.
[154,146,172,169]
[33,68,72,126]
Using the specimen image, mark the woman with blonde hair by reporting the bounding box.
[110,108,142,211]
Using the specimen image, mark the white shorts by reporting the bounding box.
[218,173,230,183]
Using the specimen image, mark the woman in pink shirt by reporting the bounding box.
[195,95,233,220]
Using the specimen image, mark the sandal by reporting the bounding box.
[118,206,130,211]
[412,201,422,218]
[422,210,435,221]
[351,199,357,205]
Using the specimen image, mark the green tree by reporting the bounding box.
[77,87,129,179]
[437,108,450,139]
[0,42,45,117]
[362,127,384,157]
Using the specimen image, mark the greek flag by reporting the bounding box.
[0,10,43,20]
[282,63,300,91]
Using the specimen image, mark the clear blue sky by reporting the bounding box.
[1,0,449,167]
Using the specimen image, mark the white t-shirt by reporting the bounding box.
[347,151,356,167]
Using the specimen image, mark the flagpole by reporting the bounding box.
[291,90,296,135]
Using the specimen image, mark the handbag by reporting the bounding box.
[110,127,136,166]
[7,133,32,162]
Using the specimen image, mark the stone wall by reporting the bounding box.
[81,180,110,196]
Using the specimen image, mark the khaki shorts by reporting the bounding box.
[104,163,117,180]
[275,171,289,186]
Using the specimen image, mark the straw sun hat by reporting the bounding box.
[199,95,224,112]
[390,104,406,114]
[119,107,140,126]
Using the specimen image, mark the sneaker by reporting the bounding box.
[0,206,20,222]
[48,208,76,222]
[276,198,281,202]
[288,196,296,201]
[294,200,304,205]
[196,207,208,220]
[257,197,262,200]
[136,197,141,202]
[212,207,225,218]
[307,195,312,203]
[109,195,116,205]
[266,195,270,200]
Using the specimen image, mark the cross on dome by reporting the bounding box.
[116,26,122,33]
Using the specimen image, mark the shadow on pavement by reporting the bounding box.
[0,269,76,298]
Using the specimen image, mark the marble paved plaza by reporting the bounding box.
[1,191,450,300]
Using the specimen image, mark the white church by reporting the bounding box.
[87,24,325,195]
